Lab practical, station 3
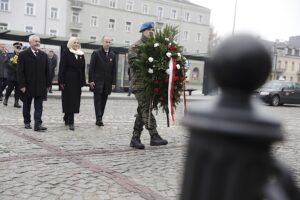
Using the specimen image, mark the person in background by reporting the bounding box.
[3,42,23,108]
[89,35,116,126]
[17,35,51,132]
[0,43,8,101]
[48,50,57,93]
[58,37,86,131]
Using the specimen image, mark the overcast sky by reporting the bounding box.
[190,0,300,41]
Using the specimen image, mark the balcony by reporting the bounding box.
[69,22,82,31]
[71,0,83,9]
[272,67,285,74]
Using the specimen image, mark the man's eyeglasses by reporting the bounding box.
[15,46,21,50]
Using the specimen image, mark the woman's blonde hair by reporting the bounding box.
[67,37,81,49]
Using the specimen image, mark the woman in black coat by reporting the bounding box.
[58,37,86,130]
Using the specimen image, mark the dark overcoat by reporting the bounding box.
[17,48,51,98]
[58,48,86,114]
[88,48,116,94]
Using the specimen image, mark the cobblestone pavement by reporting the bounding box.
[0,96,299,200]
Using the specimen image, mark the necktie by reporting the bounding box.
[34,51,38,56]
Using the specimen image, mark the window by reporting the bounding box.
[71,33,78,37]
[110,38,115,44]
[50,7,58,19]
[171,9,177,19]
[91,0,99,5]
[108,19,115,29]
[25,2,34,15]
[183,48,187,53]
[292,62,295,71]
[184,12,190,22]
[183,31,189,40]
[126,0,133,11]
[90,36,97,41]
[72,12,80,23]
[196,33,202,42]
[157,7,163,19]
[197,15,202,23]
[124,40,131,46]
[25,25,33,33]
[0,22,8,30]
[278,60,281,68]
[109,0,117,8]
[196,49,200,54]
[284,61,288,69]
[142,4,148,14]
[0,0,9,11]
[90,16,98,27]
[290,76,293,81]
[49,29,57,36]
[125,21,132,32]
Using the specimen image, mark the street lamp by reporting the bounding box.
[232,0,238,35]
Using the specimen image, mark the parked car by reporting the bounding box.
[256,80,300,106]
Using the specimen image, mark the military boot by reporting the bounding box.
[3,98,8,106]
[130,137,145,149]
[14,100,21,108]
[150,134,168,146]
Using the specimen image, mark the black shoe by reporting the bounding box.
[34,126,47,132]
[25,124,32,129]
[130,137,145,149]
[0,96,2,101]
[3,99,8,106]
[96,121,104,126]
[14,102,21,108]
[150,134,168,146]
[49,90,53,93]
[69,124,75,131]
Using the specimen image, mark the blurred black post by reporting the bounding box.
[181,35,300,200]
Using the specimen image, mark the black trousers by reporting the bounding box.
[93,92,108,122]
[23,95,43,127]
[0,77,7,96]
[63,113,74,125]
[5,80,20,101]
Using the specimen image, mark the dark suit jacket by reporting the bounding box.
[17,48,51,98]
[89,48,116,94]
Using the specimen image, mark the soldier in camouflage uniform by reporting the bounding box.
[128,22,168,149]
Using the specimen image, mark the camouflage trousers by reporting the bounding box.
[132,91,158,138]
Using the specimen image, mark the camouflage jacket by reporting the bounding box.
[128,35,148,92]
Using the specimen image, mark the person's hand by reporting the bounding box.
[112,85,115,90]
[89,82,95,90]
[20,87,26,93]
[60,84,65,90]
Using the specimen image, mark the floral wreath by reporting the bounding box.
[133,25,187,126]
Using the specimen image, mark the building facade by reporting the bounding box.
[270,43,300,83]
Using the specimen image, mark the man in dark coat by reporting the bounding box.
[0,43,8,101]
[17,35,51,132]
[89,35,116,126]
[3,42,22,108]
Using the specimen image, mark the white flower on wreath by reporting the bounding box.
[165,38,170,42]
[176,64,181,69]
[148,57,154,62]
[148,68,154,74]
[166,52,172,58]
[169,42,172,46]
[166,68,171,75]
[177,53,181,57]
[154,43,159,47]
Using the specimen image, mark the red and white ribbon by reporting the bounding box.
[168,58,176,125]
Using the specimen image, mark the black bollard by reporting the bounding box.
[181,35,300,200]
